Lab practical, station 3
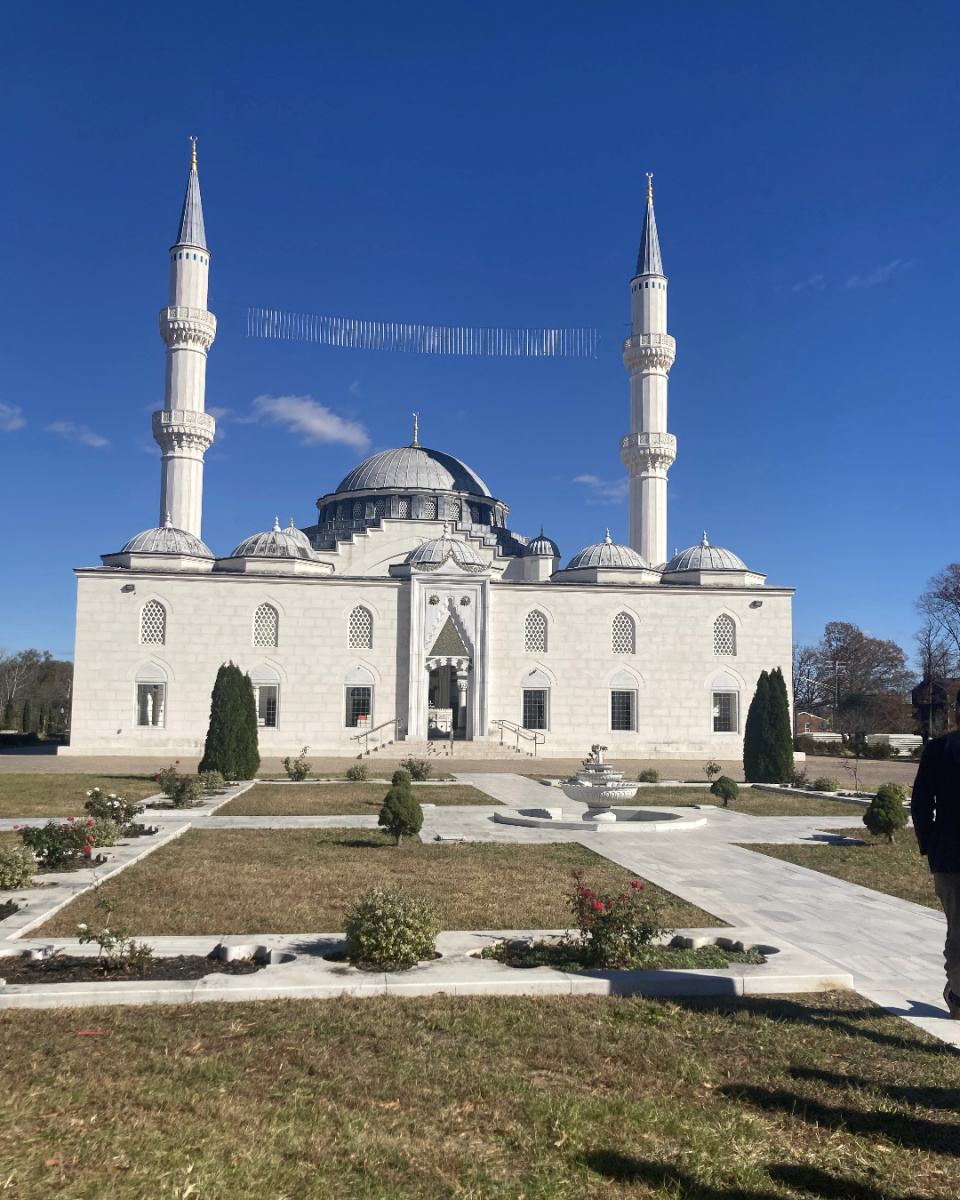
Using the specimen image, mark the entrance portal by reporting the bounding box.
[428,664,466,739]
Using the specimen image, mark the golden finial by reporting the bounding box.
[411,412,420,448]
[646,172,653,203]
[190,136,198,170]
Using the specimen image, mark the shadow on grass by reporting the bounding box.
[788,1065,960,1111]
[767,1164,929,1199]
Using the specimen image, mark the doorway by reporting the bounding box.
[428,664,465,739]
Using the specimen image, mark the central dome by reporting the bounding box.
[335,445,491,497]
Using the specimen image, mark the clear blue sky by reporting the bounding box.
[0,1,957,662]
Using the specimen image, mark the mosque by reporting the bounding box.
[65,148,794,759]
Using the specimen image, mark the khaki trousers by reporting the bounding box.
[934,873,960,997]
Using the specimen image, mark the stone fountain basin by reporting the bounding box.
[561,784,639,805]
[493,807,707,832]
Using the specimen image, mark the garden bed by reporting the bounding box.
[0,953,266,986]
[0,774,159,818]
[217,782,496,816]
[483,936,765,971]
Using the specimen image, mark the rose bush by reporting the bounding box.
[567,868,669,968]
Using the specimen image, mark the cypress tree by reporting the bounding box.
[743,668,794,783]
[767,667,795,783]
[1,699,15,730]
[21,700,34,735]
[198,662,261,780]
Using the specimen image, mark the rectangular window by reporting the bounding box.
[253,684,278,728]
[610,690,635,732]
[136,683,165,727]
[522,689,547,730]
[397,497,410,518]
[713,691,738,733]
[346,686,372,728]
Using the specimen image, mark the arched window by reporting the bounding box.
[612,612,635,655]
[348,605,373,649]
[352,500,364,519]
[524,611,547,653]
[713,614,736,656]
[135,662,166,726]
[422,497,438,520]
[449,500,461,522]
[140,600,166,645]
[253,603,278,648]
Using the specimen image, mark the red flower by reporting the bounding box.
[631,880,641,889]
[592,900,603,912]
[87,819,95,826]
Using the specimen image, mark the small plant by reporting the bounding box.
[378,785,424,845]
[345,763,369,781]
[703,761,722,782]
[392,769,412,788]
[77,885,153,972]
[400,757,432,782]
[84,788,144,831]
[17,818,93,868]
[863,783,909,844]
[0,845,37,889]
[883,781,910,802]
[567,869,669,969]
[171,775,205,808]
[638,768,660,783]
[812,777,841,792]
[710,776,739,807]
[282,747,313,782]
[199,769,226,793]
[790,769,809,789]
[156,762,182,798]
[344,887,440,969]
[90,817,121,847]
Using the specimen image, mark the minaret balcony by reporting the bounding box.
[159,306,217,351]
[152,408,216,454]
[620,431,677,474]
[622,332,676,373]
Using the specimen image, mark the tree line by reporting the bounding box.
[0,648,73,738]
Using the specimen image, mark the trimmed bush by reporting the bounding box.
[172,776,204,808]
[91,817,120,847]
[812,777,841,792]
[344,887,440,969]
[392,769,412,788]
[400,757,432,782]
[200,769,226,793]
[863,783,909,843]
[743,667,794,783]
[378,785,424,845]
[0,845,37,889]
[638,769,660,783]
[345,764,369,781]
[198,662,261,780]
[710,776,739,806]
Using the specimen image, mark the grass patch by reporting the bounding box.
[0,774,159,818]
[37,830,722,936]
[743,827,939,910]
[218,782,497,816]
[572,784,868,818]
[1,990,959,1198]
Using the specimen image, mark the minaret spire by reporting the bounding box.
[619,173,676,566]
[152,139,217,537]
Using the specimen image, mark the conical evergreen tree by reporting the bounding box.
[743,671,771,782]
[21,700,34,735]
[767,667,795,783]
[1,699,15,730]
[743,668,794,783]
[198,662,261,779]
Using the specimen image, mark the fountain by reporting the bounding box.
[560,744,639,822]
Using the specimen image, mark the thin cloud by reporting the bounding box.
[574,473,629,504]
[0,402,26,432]
[137,438,161,457]
[790,273,825,293]
[348,380,363,398]
[240,394,370,450]
[846,259,915,289]
[45,421,109,448]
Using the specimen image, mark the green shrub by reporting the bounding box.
[200,770,226,793]
[812,777,841,792]
[281,747,312,782]
[345,764,369,781]
[400,757,432,782]
[710,776,739,806]
[0,845,37,889]
[637,769,660,783]
[198,662,261,780]
[392,769,412,788]
[863,783,909,843]
[84,788,144,831]
[567,869,669,969]
[378,785,424,845]
[172,776,204,808]
[21,700,34,735]
[1,698,16,731]
[17,818,93,868]
[156,763,182,798]
[344,887,440,969]
[91,817,120,847]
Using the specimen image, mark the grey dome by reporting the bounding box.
[406,535,486,569]
[663,533,747,573]
[336,445,491,497]
[121,521,213,558]
[526,527,560,557]
[282,518,313,551]
[566,530,649,570]
[231,518,317,560]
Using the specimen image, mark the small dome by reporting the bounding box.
[526,527,560,557]
[283,517,313,551]
[406,535,486,569]
[663,532,748,573]
[566,530,649,570]
[230,517,317,560]
[335,444,491,497]
[121,520,214,558]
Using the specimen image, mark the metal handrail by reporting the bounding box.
[351,717,403,755]
[495,719,545,756]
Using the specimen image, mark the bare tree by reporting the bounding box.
[792,643,828,713]
[917,564,960,662]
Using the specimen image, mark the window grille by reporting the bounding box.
[611,612,635,655]
[253,603,278,648]
[713,615,736,656]
[348,605,373,649]
[422,497,437,520]
[713,692,738,732]
[140,600,166,645]
[346,686,372,727]
[522,689,547,730]
[253,684,278,727]
[524,611,547,653]
[450,501,461,522]
[136,683,165,726]
[397,496,410,518]
[352,500,364,519]
[611,690,635,731]
[374,497,386,518]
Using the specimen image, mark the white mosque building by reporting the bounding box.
[65,149,793,760]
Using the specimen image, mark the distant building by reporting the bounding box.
[795,711,828,737]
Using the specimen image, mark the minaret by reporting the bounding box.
[619,174,676,566]
[152,138,217,537]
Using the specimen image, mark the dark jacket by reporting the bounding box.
[911,730,960,873]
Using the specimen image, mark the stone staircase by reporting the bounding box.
[359,738,537,760]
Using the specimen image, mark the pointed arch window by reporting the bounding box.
[253,603,279,648]
[140,600,166,645]
[524,611,547,654]
[348,605,373,649]
[612,612,635,655]
[713,614,736,656]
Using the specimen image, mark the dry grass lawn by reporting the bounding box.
[0,773,159,818]
[744,827,939,910]
[218,782,497,816]
[627,786,868,817]
[38,829,722,936]
[2,990,959,1199]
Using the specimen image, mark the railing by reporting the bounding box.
[351,717,403,756]
[495,719,546,756]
